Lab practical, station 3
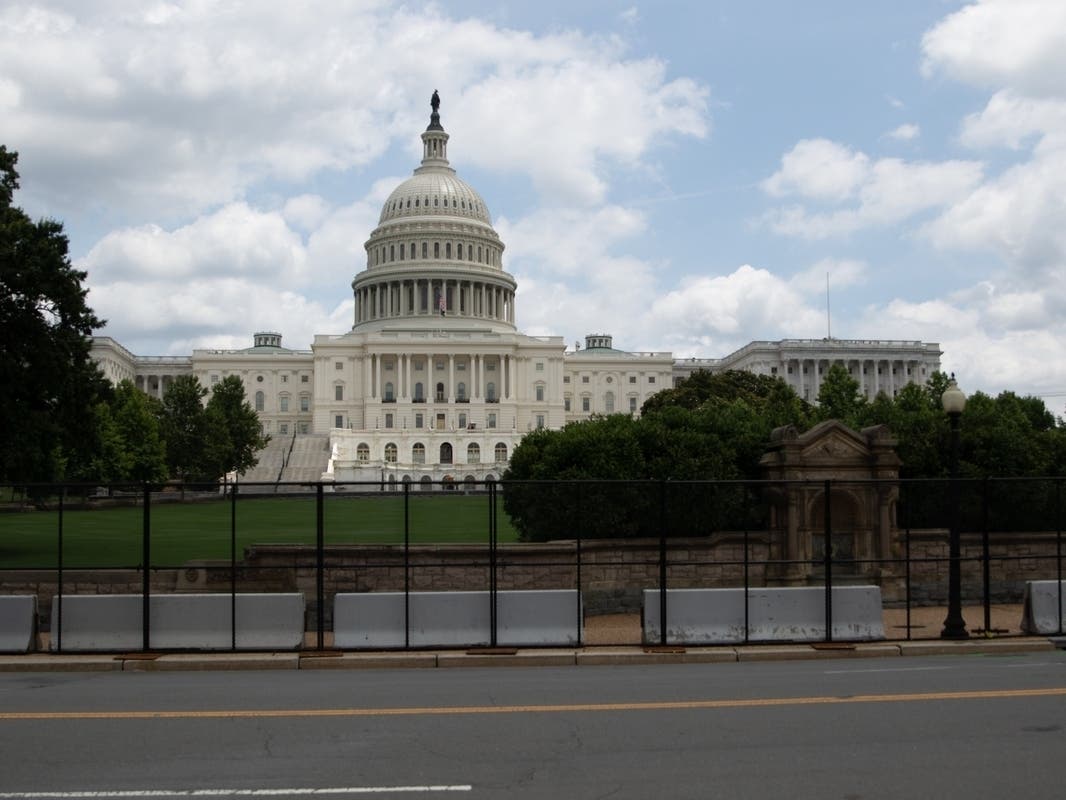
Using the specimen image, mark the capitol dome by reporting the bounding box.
[352,96,516,333]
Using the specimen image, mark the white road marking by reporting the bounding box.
[0,788,472,798]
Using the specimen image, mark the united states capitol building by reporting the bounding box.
[91,99,941,487]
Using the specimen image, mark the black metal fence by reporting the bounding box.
[1,476,1064,651]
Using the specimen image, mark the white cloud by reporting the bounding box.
[886,123,920,141]
[790,259,868,295]
[762,140,984,239]
[761,139,870,202]
[922,0,1066,98]
[1,1,709,221]
[959,90,1066,151]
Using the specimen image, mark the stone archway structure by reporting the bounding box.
[759,420,901,583]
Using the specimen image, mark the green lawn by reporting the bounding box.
[0,494,518,568]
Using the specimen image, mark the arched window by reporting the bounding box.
[388,474,397,491]
[464,475,476,489]
[384,382,395,402]
[445,243,451,259]
[442,475,456,491]
[467,443,480,463]
[409,243,415,259]
[420,475,433,491]
[495,442,508,462]
[440,442,453,464]
[412,443,425,464]
[457,382,467,401]
[457,243,463,260]
[434,242,440,258]
[436,382,445,403]
[486,382,496,402]
[384,443,397,463]
[422,242,428,259]
[414,382,424,402]
[255,391,264,411]
[390,244,395,261]
[605,391,615,414]
[356,443,370,462]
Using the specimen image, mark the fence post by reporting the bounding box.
[230,482,238,651]
[404,479,410,650]
[56,486,65,653]
[1057,479,1063,637]
[316,483,324,651]
[659,479,667,647]
[489,480,498,648]
[743,483,750,644]
[902,482,912,641]
[142,483,151,652]
[823,479,833,643]
[575,481,583,647]
[982,477,991,635]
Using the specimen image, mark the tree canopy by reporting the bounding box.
[0,146,109,482]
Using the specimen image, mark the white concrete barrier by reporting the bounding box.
[1021,580,1066,635]
[643,586,885,644]
[0,595,37,653]
[49,593,305,651]
[333,590,581,648]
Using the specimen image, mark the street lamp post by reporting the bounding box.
[941,375,969,639]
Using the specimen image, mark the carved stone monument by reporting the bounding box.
[759,420,901,584]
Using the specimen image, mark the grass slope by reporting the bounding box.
[0,494,518,568]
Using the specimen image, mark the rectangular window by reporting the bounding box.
[301,374,309,383]
[335,362,343,370]
[335,385,343,401]
[487,413,496,429]
[486,363,496,371]
[279,423,288,435]
[414,359,424,371]
[582,397,590,412]
[385,361,394,371]
[415,413,423,429]
[536,415,545,429]
[281,375,288,383]
[300,396,310,412]
[535,362,544,372]
[335,415,343,428]
[280,396,289,412]
[458,413,466,429]
[563,376,570,384]
[629,397,637,413]
[564,398,571,411]
[648,376,656,384]
[536,385,545,401]
[435,360,445,371]
[385,413,393,429]
[456,362,466,371]
[210,375,219,384]
[298,422,309,434]
[628,376,636,384]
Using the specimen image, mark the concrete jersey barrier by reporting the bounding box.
[1020,580,1066,635]
[643,586,885,644]
[334,590,582,648]
[49,593,305,651]
[0,595,37,653]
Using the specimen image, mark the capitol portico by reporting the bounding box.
[89,97,942,486]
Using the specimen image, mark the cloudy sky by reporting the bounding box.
[5,0,1066,410]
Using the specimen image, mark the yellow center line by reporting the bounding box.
[2,687,1065,720]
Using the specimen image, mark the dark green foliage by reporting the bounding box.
[815,363,865,426]
[0,146,109,482]
[161,374,209,481]
[201,375,269,478]
[111,381,168,484]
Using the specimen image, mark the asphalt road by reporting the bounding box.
[1,653,1065,799]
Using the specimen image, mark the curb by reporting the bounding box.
[0,638,1057,672]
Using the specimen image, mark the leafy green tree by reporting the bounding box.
[0,146,108,482]
[111,381,168,484]
[161,374,208,481]
[815,363,865,425]
[201,375,268,478]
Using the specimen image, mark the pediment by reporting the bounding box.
[796,420,871,464]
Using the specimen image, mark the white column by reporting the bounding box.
[448,355,455,402]
[404,353,412,400]
[474,355,481,399]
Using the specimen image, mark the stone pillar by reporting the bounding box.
[448,355,455,402]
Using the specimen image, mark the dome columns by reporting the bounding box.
[353,276,515,326]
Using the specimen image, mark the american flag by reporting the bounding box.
[438,294,446,315]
